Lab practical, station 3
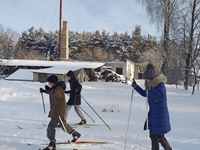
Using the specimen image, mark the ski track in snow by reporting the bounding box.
[0,79,200,150]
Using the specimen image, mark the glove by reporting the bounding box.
[144,119,148,131]
[132,79,137,88]
[48,111,52,118]
[65,90,71,94]
[45,85,50,91]
[40,88,45,93]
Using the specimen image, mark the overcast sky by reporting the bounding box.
[0,0,160,37]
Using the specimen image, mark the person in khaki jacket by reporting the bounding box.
[40,75,81,150]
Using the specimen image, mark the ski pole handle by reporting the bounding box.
[131,78,137,88]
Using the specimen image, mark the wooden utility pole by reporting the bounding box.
[58,0,63,59]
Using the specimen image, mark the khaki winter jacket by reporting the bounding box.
[48,85,66,120]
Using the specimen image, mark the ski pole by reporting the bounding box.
[80,106,96,123]
[82,96,111,131]
[124,89,134,150]
[145,89,149,149]
[58,116,71,143]
[41,92,46,113]
[59,116,67,133]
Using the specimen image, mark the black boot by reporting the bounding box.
[78,119,87,125]
[43,141,56,150]
[159,137,172,150]
[71,131,81,143]
[150,134,160,150]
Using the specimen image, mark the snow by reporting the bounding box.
[0,79,200,150]
[101,68,126,80]
[4,59,104,80]
[0,59,104,68]
[33,63,103,74]
[6,69,34,81]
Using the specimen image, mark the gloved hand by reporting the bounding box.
[132,79,137,88]
[65,90,71,94]
[144,119,148,131]
[45,85,50,91]
[40,88,45,93]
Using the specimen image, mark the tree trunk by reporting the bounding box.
[184,55,191,90]
[192,66,197,95]
[161,0,171,75]
[184,0,196,90]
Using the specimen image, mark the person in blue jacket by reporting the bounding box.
[132,63,172,150]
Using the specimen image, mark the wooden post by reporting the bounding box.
[58,0,63,59]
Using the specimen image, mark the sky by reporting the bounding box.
[0,0,160,37]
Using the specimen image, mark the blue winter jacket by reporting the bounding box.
[134,75,171,135]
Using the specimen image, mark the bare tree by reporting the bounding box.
[168,0,200,90]
[191,61,200,95]
[182,0,200,90]
[140,0,200,90]
[138,0,177,75]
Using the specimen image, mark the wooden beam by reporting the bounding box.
[58,0,63,59]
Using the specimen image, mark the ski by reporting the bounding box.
[39,140,109,150]
[56,140,109,145]
[70,123,100,129]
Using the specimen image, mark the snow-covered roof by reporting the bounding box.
[5,60,104,81]
[0,59,104,68]
[33,62,104,74]
[6,69,34,81]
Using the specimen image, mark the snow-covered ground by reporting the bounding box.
[0,79,199,150]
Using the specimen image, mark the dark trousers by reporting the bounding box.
[150,134,172,150]
[47,118,74,142]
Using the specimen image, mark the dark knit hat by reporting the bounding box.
[66,70,77,81]
[67,70,74,77]
[143,63,158,80]
[47,75,58,83]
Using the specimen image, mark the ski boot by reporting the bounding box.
[78,119,87,125]
[71,131,81,143]
[42,141,56,150]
